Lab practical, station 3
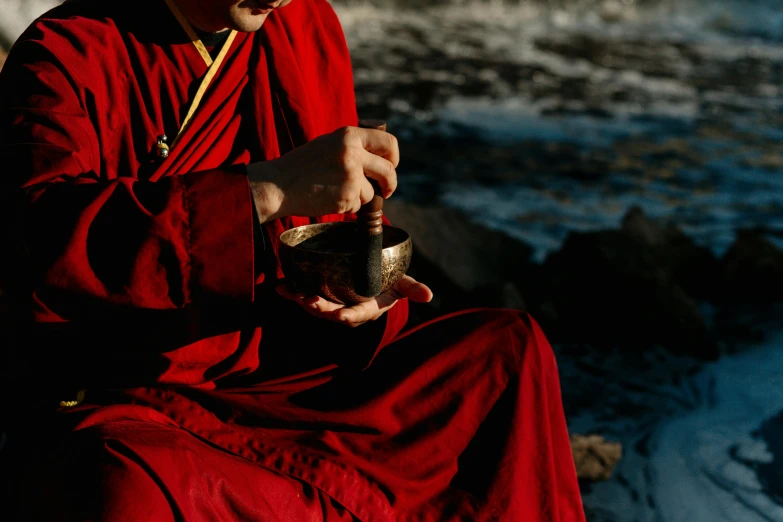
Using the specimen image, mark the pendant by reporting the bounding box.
[155,134,170,159]
[60,389,86,408]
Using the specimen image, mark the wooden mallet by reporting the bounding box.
[354,119,388,298]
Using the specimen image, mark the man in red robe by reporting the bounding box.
[0,0,586,520]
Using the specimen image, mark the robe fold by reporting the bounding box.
[0,0,585,520]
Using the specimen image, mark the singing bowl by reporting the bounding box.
[278,222,412,305]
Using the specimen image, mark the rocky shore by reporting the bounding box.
[388,199,783,359]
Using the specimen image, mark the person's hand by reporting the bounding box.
[276,275,433,328]
[247,126,399,223]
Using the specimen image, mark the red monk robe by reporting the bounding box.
[0,0,585,520]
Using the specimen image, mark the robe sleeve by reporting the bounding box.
[0,41,254,323]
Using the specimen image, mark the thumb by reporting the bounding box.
[396,276,433,303]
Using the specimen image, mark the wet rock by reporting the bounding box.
[389,203,720,356]
[720,230,783,305]
[622,206,720,302]
[470,280,529,312]
[384,200,534,322]
[571,434,622,482]
[384,200,534,293]
[754,410,783,504]
[541,209,718,358]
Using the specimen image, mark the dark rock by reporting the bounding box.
[621,206,720,302]
[0,47,6,71]
[713,303,783,346]
[720,230,783,305]
[755,409,783,505]
[384,200,535,325]
[469,281,529,311]
[385,200,533,293]
[541,214,718,358]
[389,203,719,357]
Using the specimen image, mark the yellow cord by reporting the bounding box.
[162,0,238,153]
[163,0,213,67]
[170,30,237,151]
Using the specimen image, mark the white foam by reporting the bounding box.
[0,0,59,44]
[650,334,783,522]
[567,331,783,522]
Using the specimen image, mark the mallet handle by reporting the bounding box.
[358,119,386,235]
[355,119,387,297]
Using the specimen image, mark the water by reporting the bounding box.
[337,0,783,262]
[557,322,783,522]
[3,1,783,520]
[338,2,783,520]
[0,0,59,46]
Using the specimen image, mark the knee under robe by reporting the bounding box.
[21,308,583,521]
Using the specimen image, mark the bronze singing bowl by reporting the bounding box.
[278,222,412,305]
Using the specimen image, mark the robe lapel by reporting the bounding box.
[149,31,251,181]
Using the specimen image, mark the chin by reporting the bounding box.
[226,0,295,32]
[228,12,271,32]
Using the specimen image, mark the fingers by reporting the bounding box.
[393,275,434,303]
[356,128,400,168]
[335,299,388,326]
[358,177,376,207]
[343,160,389,212]
[331,175,374,214]
[332,127,399,210]
[276,284,388,328]
[275,276,434,329]
[276,285,344,319]
[338,276,433,326]
[359,148,397,199]
[307,295,344,314]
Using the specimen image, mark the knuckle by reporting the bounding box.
[385,161,397,180]
[339,126,355,145]
[338,192,362,214]
[337,147,354,169]
[342,149,364,174]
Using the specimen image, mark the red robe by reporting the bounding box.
[0,0,585,520]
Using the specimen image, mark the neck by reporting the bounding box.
[172,0,229,33]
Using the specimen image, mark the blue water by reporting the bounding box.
[336,2,783,520]
[338,0,783,262]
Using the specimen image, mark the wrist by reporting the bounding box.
[247,161,285,224]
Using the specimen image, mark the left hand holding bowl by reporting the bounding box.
[276,275,433,328]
